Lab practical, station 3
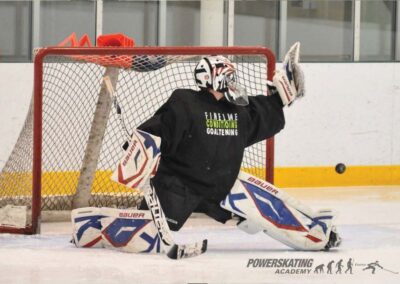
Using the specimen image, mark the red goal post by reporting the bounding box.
[0,46,276,234]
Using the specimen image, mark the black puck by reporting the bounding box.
[335,163,346,174]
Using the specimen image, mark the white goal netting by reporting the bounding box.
[0,48,275,232]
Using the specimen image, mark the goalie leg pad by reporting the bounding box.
[220,171,337,251]
[101,207,161,254]
[236,218,263,235]
[71,207,161,253]
[71,207,104,248]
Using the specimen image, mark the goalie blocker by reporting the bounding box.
[72,130,207,258]
[110,129,207,259]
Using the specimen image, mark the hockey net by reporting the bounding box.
[0,46,275,234]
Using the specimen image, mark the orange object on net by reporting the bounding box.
[56,32,135,69]
[57,32,94,47]
[97,33,135,47]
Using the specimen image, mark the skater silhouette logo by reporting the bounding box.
[361,261,398,275]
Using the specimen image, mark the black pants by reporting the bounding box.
[139,175,232,231]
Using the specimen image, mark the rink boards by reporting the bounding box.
[1,165,400,199]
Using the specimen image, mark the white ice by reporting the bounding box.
[1,186,400,284]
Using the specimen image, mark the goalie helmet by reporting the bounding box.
[194,56,248,106]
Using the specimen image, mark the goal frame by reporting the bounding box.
[1,46,276,234]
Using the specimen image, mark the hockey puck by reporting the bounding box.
[335,163,346,174]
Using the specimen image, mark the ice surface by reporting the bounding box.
[1,187,400,284]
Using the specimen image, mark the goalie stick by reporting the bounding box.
[105,75,207,259]
[144,179,207,259]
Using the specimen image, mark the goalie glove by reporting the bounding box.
[273,42,305,106]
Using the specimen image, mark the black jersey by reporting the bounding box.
[138,89,284,202]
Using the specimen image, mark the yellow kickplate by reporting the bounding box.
[275,165,400,188]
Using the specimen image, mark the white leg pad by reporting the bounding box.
[237,219,263,235]
[71,207,103,248]
[101,207,161,253]
[221,171,335,251]
[71,207,161,253]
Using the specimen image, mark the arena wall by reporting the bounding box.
[0,63,399,187]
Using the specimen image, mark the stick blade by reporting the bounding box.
[167,239,208,260]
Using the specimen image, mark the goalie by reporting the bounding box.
[72,43,340,254]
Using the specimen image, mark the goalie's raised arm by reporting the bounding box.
[273,42,305,106]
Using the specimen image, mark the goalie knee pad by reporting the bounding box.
[71,207,161,254]
[221,171,339,251]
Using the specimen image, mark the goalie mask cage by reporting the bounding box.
[0,46,276,234]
